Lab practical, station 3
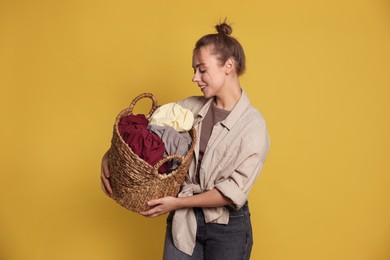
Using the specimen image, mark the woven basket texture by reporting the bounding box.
[108,93,196,213]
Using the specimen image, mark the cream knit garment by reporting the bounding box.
[149,103,194,132]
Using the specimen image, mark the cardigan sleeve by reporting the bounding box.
[214,123,270,209]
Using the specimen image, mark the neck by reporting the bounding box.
[213,79,242,111]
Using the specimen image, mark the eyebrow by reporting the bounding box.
[192,63,206,69]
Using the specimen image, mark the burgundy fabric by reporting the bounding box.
[118,114,169,173]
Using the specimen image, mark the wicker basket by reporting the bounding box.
[108,93,196,213]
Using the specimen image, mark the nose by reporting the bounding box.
[192,72,200,83]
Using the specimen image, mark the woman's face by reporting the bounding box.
[192,46,227,99]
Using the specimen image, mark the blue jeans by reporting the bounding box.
[163,202,253,260]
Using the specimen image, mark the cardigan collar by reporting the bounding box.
[195,89,251,131]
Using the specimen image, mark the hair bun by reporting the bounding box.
[216,23,232,36]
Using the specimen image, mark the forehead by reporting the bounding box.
[192,46,217,67]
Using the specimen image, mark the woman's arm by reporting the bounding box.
[139,189,233,218]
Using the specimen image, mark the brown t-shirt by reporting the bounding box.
[196,103,230,182]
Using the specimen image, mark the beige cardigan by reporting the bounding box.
[172,90,270,255]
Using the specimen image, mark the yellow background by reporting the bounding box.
[1,0,389,259]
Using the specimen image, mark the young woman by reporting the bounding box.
[101,21,270,260]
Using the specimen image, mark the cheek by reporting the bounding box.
[204,70,215,81]
[200,74,209,83]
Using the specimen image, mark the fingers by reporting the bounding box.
[139,210,153,217]
[140,207,163,218]
[102,152,111,178]
[147,199,161,207]
[100,167,113,196]
[100,150,113,196]
[100,172,112,196]
[101,180,111,197]
[102,162,110,178]
[139,199,162,217]
[100,173,113,195]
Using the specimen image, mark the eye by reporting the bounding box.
[193,68,206,74]
[199,67,206,73]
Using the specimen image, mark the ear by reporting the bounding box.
[224,58,235,74]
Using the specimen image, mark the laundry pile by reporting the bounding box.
[118,103,194,174]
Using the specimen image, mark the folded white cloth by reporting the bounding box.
[149,103,194,132]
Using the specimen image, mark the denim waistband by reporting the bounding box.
[225,201,249,213]
[193,201,249,216]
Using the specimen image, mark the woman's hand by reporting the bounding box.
[140,189,233,218]
[140,196,180,218]
[100,150,113,197]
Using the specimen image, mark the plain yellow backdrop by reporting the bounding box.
[1,0,389,259]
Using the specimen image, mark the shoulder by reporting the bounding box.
[176,96,209,116]
[238,102,267,131]
[236,105,270,155]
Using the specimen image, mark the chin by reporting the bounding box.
[202,92,212,99]
[200,89,212,99]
